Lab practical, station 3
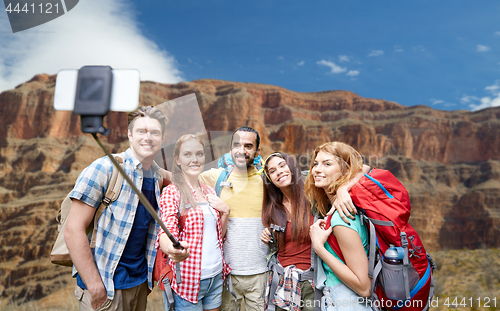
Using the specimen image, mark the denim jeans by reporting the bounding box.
[321,283,371,311]
[164,273,223,311]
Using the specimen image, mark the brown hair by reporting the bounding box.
[172,134,205,207]
[304,142,363,217]
[231,126,260,149]
[262,152,311,248]
[128,105,167,135]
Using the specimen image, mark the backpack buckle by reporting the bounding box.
[270,224,285,233]
[400,232,408,248]
[220,182,232,188]
[102,196,112,206]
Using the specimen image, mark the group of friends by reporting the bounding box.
[65,105,375,311]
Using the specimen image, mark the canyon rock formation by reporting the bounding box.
[0,74,499,304]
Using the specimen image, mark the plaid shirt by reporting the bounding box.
[273,265,304,311]
[157,182,231,303]
[69,148,161,299]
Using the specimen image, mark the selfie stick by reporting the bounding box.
[92,133,183,250]
[71,65,182,249]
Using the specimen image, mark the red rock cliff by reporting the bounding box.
[0,74,499,304]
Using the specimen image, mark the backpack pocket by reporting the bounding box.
[379,261,420,300]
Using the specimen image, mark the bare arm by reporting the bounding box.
[207,194,230,237]
[220,212,229,238]
[310,219,371,297]
[327,164,371,223]
[65,200,107,309]
[159,168,172,187]
[158,186,190,263]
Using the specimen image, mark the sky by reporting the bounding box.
[1,0,500,111]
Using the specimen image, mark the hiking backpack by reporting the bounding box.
[217,152,264,172]
[153,195,189,311]
[50,155,125,267]
[326,168,436,311]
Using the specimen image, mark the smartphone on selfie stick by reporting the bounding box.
[54,65,183,250]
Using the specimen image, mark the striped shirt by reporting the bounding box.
[69,148,161,299]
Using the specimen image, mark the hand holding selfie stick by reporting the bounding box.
[54,65,183,250]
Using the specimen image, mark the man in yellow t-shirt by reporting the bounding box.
[199,126,269,311]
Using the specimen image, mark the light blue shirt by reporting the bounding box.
[323,212,369,287]
[70,148,161,299]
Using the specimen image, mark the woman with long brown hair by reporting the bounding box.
[260,152,314,310]
[260,152,367,311]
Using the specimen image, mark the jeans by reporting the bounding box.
[165,273,223,311]
[321,283,371,311]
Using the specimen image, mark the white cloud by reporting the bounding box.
[412,45,426,52]
[495,31,500,36]
[367,50,384,57]
[469,96,500,111]
[431,99,444,105]
[467,80,500,111]
[460,95,480,104]
[0,0,182,93]
[278,56,284,60]
[485,84,500,93]
[297,61,305,66]
[317,60,346,74]
[338,55,350,63]
[393,45,404,53]
[484,81,500,95]
[346,70,359,77]
[476,45,491,52]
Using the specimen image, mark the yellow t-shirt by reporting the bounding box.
[199,167,270,275]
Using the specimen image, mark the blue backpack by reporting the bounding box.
[217,153,263,170]
[215,153,263,196]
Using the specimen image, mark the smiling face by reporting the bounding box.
[311,150,343,190]
[128,116,164,165]
[266,156,292,189]
[230,131,259,173]
[175,138,206,179]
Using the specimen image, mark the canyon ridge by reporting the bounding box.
[0,74,499,304]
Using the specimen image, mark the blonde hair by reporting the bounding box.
[304,142,363,217]
[172,134,205,207]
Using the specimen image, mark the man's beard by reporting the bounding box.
[232,152,256,170]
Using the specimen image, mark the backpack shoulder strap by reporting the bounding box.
[90,154,125,249]
[310,212,324,311]
[310,214,318,270]
[175,195,184,284]
[325,214,346,263]
[215,166,233,197]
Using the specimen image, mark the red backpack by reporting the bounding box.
[326,169,436,311]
